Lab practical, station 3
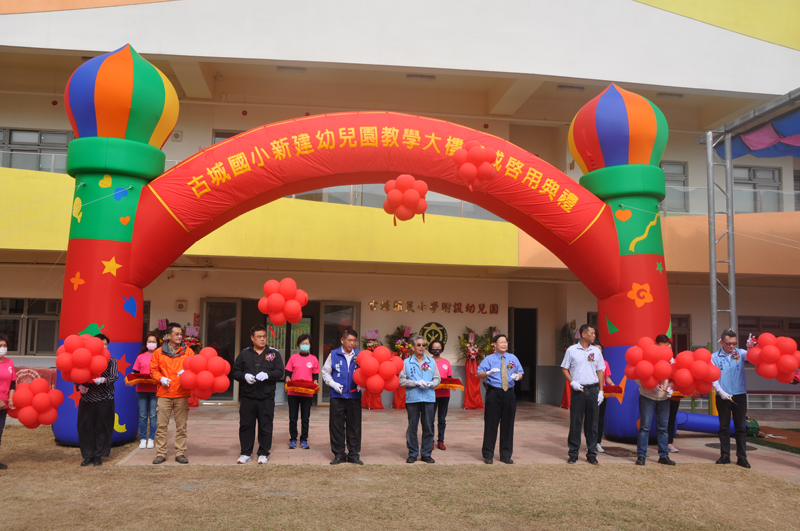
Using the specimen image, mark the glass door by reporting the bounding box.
[201,298,241,402]
[318,302,360,405]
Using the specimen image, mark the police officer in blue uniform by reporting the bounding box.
[711,329,753,469]
[321,328,363,465]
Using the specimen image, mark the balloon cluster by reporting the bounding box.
[383,174,428,224]
[352,346,404,395]
[55,334,112,383]
[258,278,309,326]
[453,141,498,191]
[179,347,232,400]
[747,333,800,384]
[623,337,719,395]
[669,348,719,395]
[7,378,64,429]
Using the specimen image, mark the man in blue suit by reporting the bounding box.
[321,328,363,465]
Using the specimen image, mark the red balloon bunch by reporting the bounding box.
[180,347,231,400]
[258,278,309,326]
[7,378,64,429]
[352,346,404,395]
[669,348,719,395]
[623,337,675,390]
[747,333,800,384]
[383,174,428,224]
[452,140,498,191]
[55,334,111,383]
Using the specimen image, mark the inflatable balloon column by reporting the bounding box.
[54,44,179,444]
[568,84,670,441]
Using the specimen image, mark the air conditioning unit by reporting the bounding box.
[175,300,188,312]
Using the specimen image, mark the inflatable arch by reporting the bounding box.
[54,45,671,443]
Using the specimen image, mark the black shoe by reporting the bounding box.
[635,456,646,466]
[175,455,189,464]
[152,455,166,465]
[93,457,102,466]
[500,457,514,464]
[567,457,578,464]
[330,457,344,465]
[81,457,93,467]
[0,462,7,470]
[658,457,676,466]
[421,456,435,464]
[406,456,417,464]
[348,457,364,465]
[716,456,731,465]
[484,458,493,464]
[587,457,599,465]
[737,457,751,469]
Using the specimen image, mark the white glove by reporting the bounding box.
[178,370,184,376]
[597,391,604,405]
[93,377,106,384]
[666,387,674,398]
[511,373,522,381]
[486,368,500,375]
[357,385,366,392]
[718,389,732,401]
[78,384,88,394]
[244,374,256,384]
[746,334,755,349]
[416,380,427,388]
[256,372,268,381]
[160,377,171,387]
[570,380,584,392]
[332,383,344,393]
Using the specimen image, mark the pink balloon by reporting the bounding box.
[387,188,403,208]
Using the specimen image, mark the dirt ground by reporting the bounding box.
[1,425,799,531]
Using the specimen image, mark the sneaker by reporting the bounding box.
[258,455,268,465]
[237,455,251,464]
[596,444,605,453]
[300,441,310,450]
[147,439,154,449]
[288,440,297,449]
[139,439,147,449]
[668,444,679,453]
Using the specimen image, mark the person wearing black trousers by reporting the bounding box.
[593,341,614,453]
[77,334,118,466]
[231,325,284,465]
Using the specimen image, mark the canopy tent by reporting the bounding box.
[716,104,800,159]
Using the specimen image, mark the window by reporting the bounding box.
[0,128,72,173]
[0,298,61,355]
[732,166,781,213]
[738,316,800,349]
[212,130,243,145]
[660,162,688,214]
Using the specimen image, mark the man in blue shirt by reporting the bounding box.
[398,336,441,464]
[711,329,753,468]
[321,328,363,465]
[477,334,523,464]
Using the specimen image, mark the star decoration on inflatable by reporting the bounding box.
[70,271,86,291]
[656,262,663,273]
[101,256,122,276]
[116,354,130,375]
[69,389,82,408]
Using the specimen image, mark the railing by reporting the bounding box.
[661,185,799,216]
[0,150,179,174]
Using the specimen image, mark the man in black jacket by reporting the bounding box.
[231,325,284,464]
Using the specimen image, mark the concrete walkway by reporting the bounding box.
[118,402,800,483]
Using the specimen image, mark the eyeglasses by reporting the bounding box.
[416,343,427,347]
[722,341,737,347]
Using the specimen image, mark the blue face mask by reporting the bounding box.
[299,344,311,353]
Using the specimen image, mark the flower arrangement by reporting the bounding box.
[481,326,502,358]
[557,322,577,360]
[458,327,487,362]
[361,337,383,352]
[151,319,202,353]
[386,325,413,359]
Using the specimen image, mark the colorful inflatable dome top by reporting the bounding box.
[64,44,179,149]
[568,83,668,174]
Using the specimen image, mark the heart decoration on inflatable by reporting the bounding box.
[179,347,231,400]
[351,346,402,395]
[258,278,309,326]
[452,140,498,191]
[56,334,112,384]
[383,174,428,225]
[8,378,64,429]
[747,333,799,384]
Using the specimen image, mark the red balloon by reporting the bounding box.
[89,354,108,376]
[38,407,58,426]
[463,140,481,151]
[83,336,105,356]
[675,351,694,369]
[382,199,392,214]
[284,299,302,320]
[453,149,469,167]
[357,351,374,366]
[15,382,30,393]
[757,362,778,380]
[373,346,392,364]
[270,312,287,326]
[196,370,215,390]
[72,348,92,368]
[396,174,416,191]
[224,359,231,374]
[794,351,800,366]
[17,406,39,428]
[776,337,798,356]
[761,345,780,364]
[395,205,414,221]
[57,344,66,355]
[777,354,799,374]
[286,311,303,325]
[776,371,796,384]
[414,198,428,215]
[636,360,654,379]
[29,378,50,395]
[71,367,91,384]
[31,393,52,413]
[653,360,671,380]
[191,354,207,372]
[212,375,230,393]
[467,146,485,165]
[48,388,64,408]
[707,365,721,382]
[378,361,396,380]
[674,368,693,388]
[624,346,643,365]
[64,334,84,353]
[102,348,110,361]
[7,407,18,419]
[637,336,655,351]
[695,380,713,394]
[386,189,403,208]
[180,370,197,389]
[384,179,397,194]
[267,293,286,314]
[659,346,674,362]
[61,370,74,383]
[294,289,309,307]
[483,147,497,166]
[352,368,367,388]
[693,348,712,363]
[644,345,661,364]
[476,161,495,181]
[758,333,777,347]
[747,347,761,366]
[366,374,385,395]
[391,356,404,374]
[690,360,709,381]
[12,388,32,409]
[384,374,400,392]
[207,356,227,377]
[402,188,420,208]
[199,347,217,359]
[459,162,477,182]
[641,376,659,389]
[624,364,638,381]
[360,356,379,377]
[263,279,280,296]
[258,296,270,314]
[194,387,213,400]
[412,180,428,197]
[279,278,297,300]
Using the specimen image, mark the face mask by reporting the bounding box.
[430,349,442,355]
[0,347,6,356]
[146,343,157,351]
[299,344,311,353]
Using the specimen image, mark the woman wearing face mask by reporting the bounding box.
[429,340,452,451]
[284,334,320,450]
[0,334,16,469]
[131,333,160,449]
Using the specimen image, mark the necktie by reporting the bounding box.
[501,354,508,391]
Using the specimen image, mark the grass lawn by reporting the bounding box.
[2,425,800,531]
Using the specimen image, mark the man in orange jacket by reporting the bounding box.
[150,323,194,464]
